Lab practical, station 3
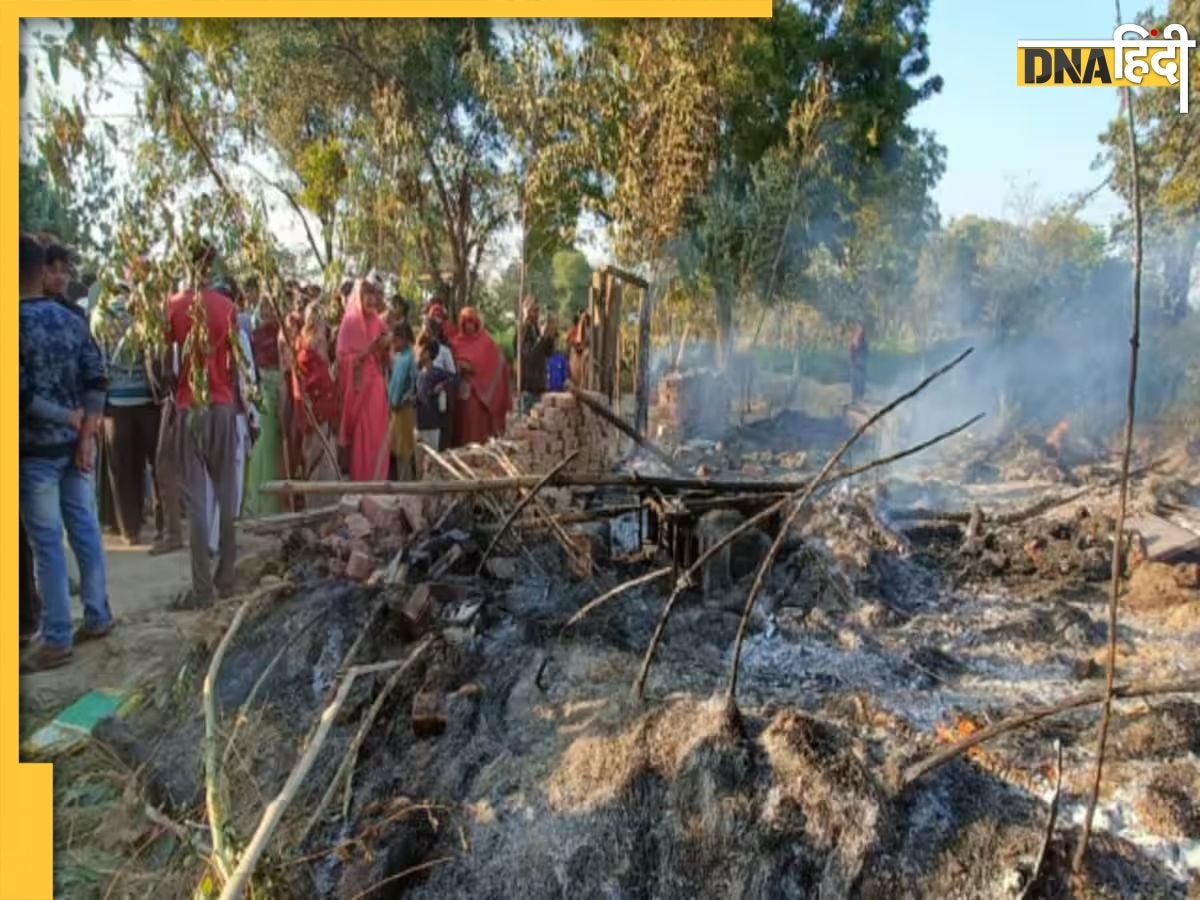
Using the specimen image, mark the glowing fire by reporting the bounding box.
[1046,418,1070,450]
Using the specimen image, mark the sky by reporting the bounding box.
[22,4,1169,268]
[909,0,1168,227]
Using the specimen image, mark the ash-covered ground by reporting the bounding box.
[69,409,1200,900]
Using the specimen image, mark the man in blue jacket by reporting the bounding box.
[19,233,112,672]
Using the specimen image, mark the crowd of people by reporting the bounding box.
[19,232,583,673]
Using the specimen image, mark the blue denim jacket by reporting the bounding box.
[20,296,108,458]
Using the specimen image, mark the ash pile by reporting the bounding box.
[90,381,1200,898]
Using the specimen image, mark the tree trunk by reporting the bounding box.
[516,192,528,404]
[1161,226,1197,324]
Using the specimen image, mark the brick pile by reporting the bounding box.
[419,391,617,482]
[506,391,619,476]
[655,369,730,442]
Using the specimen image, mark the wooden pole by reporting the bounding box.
[634,278,654,438]
[1073,1,1146,874]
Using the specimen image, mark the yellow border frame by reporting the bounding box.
[6,5,769,897]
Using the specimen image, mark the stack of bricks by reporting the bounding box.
[418,391,618,481]
[507,391,618,476]
[655,369,730,442]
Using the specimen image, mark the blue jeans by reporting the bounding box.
[19,455,111,649]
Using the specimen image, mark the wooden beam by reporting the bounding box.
[599,264,650,290]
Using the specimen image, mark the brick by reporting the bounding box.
[347,550,373,581]
[345,513,372,540]
[412,690,446,738]
[394,494,428,533]
[361,495,403,531]
[397,583,436,638]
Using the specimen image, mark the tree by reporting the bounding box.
[680,0,944,365]
[19,159,84,249]
[550,248,592,316]
[1098,0,1199,323]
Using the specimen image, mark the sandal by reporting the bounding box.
[149,539,184,557]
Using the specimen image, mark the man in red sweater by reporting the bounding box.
[166,243,240,607]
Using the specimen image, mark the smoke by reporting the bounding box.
[887,226,1200,454]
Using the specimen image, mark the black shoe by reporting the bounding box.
[170,590,213,611]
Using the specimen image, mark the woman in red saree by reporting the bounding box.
[336,281,390,481]
[450,307,511,445]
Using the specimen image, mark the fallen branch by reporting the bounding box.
[300,639,428,843]
[901,673,1199,787]
[475,448,583,573]
[727,348,976,706]
[480,446,583,567]
[570,387,689,477]
[218,637,433,900]
[632,409,984,700]
[204,599,253,883]
[476,449,580,574]
[1074,6,1145,871]
[346,856,454,900]
[1020,740,1063,900]
[423,444,541,572]
[563,567,673,631]
[220,605,329,771]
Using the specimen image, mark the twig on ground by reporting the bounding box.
[563,567,672,631]
[477,450,580,573]
[336,600,387,676]
[300,645,424,842]
[901,673,1198,787]
[218,638,433,900]
[346,856,454,900]
[222,609,327,770]
[204,599,253,883]
[1020,740,1063,900]
[482,446,583,566]
[421,443,541,571]
[632,407,983,700]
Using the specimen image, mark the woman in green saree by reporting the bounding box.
[243,301,285,516]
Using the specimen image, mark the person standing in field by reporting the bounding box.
[515,296,555,415]
[166,242,240,608]
[19,233,112,671]
[337,279,391,481]
[415,339,454,456]
[387,321,418,479]
[90,276,161,546]
[243,296,284,516]
[451,307,511,444]
[849,322,869,404]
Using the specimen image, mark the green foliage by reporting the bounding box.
[550,249,592,316]
[19,159,83,248]
[914,210,1112,343]
[1098,0,1199,323]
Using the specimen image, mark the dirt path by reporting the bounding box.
[18,530,277,738]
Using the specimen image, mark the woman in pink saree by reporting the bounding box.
[336,280,390,481]
[450,306,512,445]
